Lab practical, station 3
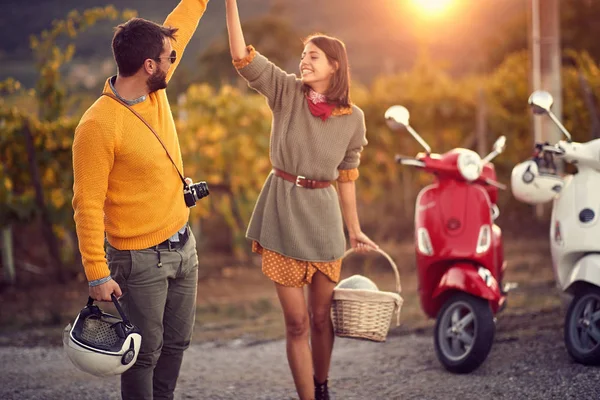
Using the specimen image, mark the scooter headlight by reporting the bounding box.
[457,150,482,182]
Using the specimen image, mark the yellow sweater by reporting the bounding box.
[72,0,208,282]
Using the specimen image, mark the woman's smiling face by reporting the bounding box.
[299,41,336,92]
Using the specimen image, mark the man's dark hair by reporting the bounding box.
[112,18,178,77]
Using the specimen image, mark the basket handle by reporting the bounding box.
[342,247,402,295]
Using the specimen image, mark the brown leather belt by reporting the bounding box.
[272,168,331,189]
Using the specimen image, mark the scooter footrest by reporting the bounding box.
[501,282,519,294]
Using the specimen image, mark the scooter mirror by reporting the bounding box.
[528,90,573,142]
[493,136,506,154]
[384,105,410,130]
[384,105,432,154]
[528,90,553,115]
[481,135,508,165]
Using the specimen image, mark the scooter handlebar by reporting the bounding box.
[483,178,507,190]
[395,154,426,167]
[394,154,409,163]
[402,159,426,167]
[535,142,565,155]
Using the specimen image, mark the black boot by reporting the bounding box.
[314,376,330,400]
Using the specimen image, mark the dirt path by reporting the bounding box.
[2,307,600,400]
[2,238,600,399]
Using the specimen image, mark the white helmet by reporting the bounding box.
[511,158,564,204]
[63,295,142,377]
[337,275,379,291]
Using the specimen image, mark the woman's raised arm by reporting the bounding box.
[225,0,249,61]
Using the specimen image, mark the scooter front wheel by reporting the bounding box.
[434,293,495,374]
[564,286,600,365]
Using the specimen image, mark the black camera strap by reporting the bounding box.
[101,92,188,189]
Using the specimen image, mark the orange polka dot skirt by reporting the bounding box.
[252,241,342,288]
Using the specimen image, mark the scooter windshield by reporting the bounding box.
[535,152,558,176]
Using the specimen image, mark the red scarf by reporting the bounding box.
[306,89,336,121]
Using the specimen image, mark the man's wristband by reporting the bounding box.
[89,276,112,287]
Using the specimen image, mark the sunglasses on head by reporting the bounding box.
[154,49,177,64]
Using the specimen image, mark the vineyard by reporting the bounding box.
[2,6,600,285]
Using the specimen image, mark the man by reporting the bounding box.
[72,1,209,398]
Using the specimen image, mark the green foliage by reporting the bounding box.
[357,49,600,227]
[484,51,531,167]
[561,50,600,139]
[561,0,600,62]
[5,6,600,265]
[482,0,600,72]
[0,102,76,226]
[177,84,272,256]
[359,53,481,203]
[30,6,137,121]
[0,7,135,236]
[177,48,600,249]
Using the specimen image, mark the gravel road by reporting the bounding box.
[2,307,600,400]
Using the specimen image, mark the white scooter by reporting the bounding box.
[511,90,600,365]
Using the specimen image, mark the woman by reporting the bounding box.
[225,1,378,399]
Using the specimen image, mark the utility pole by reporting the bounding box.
[476,89,487,157]
[530,0,561,218]
[540,0,562,145]
[2,226,15,285]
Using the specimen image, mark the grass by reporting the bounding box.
[0,237,565,347]
[195,297,285,343]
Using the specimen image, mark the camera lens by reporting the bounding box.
[191,182,209,200]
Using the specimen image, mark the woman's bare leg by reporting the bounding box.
[308,271,336,383]
[275,282,315,400]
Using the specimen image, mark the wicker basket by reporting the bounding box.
[331,248,403,342]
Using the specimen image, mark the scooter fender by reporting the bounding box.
[564,254,600,294]
[432,263,501,303]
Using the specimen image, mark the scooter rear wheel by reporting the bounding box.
[434,293,495,374]
[564,286,600,365]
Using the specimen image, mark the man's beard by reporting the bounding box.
[147,69,168,93]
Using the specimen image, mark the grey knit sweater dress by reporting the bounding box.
[235,47,368,262]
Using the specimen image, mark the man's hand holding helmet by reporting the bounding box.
[90,278,122,302]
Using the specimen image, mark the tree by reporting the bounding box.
[177,83,272,258]
[0,6,135,282]
[482,0,600,71]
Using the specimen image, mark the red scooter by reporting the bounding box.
[385,105,511,373]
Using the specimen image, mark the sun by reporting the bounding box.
[410,0,454,17]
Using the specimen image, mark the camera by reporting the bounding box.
[183,181,209,208]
